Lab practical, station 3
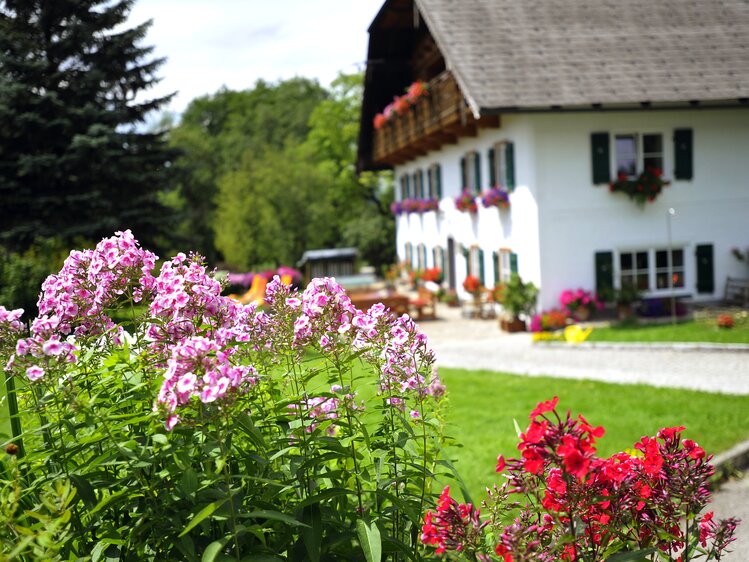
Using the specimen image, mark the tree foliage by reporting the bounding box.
[0,0,175,251]
[170,74,394,271]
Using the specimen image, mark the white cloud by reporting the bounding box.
[128,0,383,114]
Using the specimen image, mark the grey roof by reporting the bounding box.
[414,0,749,112]
[297,247,358,266]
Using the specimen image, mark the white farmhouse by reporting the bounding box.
[357,0,749,311]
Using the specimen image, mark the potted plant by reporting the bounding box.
[615,285,641,320]
[494,274,538,332]
[559,288,601,321]
[454,190,478,213]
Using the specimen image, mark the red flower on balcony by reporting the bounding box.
[454,189,478,213]
[609,167,670,206]
[373,113,387,129]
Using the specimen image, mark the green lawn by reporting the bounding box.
[587,318,749,344]
[440,368,749,502]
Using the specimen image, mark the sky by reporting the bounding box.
[128,0,385,115]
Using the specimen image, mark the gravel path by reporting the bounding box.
[416,304,749,559]
[418,306,749,395]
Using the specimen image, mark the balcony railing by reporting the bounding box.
[372,71,496,166]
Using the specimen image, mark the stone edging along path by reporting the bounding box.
[535,341,749,353]
[713,438,749,481]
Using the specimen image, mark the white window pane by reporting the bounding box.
[615,135,637,176]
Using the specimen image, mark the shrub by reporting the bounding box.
[0,231,446,560]
[493,274,538,321]
[422,398,740,561]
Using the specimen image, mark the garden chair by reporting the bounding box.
[410,286,437,321]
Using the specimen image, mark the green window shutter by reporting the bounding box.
[594,251,614,301]
[460,157,467,189]
[591,132,610,184]
[405,174,412,198]
[492,251,499,284]
[473,152,481,193]
[427,167,433,198]
[435,165,443,199]
[440,247,446,272]
[488,147,496,187]
[509,252,518,274]
[462,246,470,274]
[696,244,714,293]
[505,142,515,190]
[478,249,485,285]
[674,128,693,180]
[418,170,425,198]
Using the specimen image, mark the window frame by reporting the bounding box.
[616,246,687,295]
[612,131,665,179]
[495,248,513,284]
[463,151,480,193]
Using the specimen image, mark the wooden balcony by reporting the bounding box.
[372,71,499,166]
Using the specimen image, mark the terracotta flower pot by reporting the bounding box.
[500,318,526,332]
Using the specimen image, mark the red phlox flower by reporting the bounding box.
[682,438,706,461]
[557,435,591,481]
[521,420,548,445]
[522,447,545,474]
[530,396,558,419]
[657,426,685,442]
[578,414,605,439]
[496,454,506,473]
[635,436,664,478]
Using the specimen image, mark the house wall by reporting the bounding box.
[394,115,542,299]
[530,108,749,310]
[394,107,749,310]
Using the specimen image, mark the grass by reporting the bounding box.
[440,368,749,502]
[587,318,749,344]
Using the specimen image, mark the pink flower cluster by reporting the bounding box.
[157,335,257,430]
[559,288,603,314]
[0,306,23,333]
[3,232,440,432]
[9,230,157,380]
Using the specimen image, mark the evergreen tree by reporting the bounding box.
[0,0,175,251]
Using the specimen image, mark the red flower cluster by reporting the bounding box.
[372,81,430,129]
[716,314,735,329]
[422,398,741,561]
[454,189,478,213]
[421,486,487,555]
[608,167,670,206]
[462,275,481,294]
[420,267,443,284]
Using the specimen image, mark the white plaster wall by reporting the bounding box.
[530,108,749,310]
[393,115,542,299]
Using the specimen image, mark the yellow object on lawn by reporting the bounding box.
[564,324,592,344]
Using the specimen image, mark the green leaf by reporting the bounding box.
[356,519,382,562]
[243,510,310,528]
[605,548,657,562]
[179,499,229,537]
[152,433,169,445]
[69,473,97,509]
[300,503,322,562]
[201,539,229,562]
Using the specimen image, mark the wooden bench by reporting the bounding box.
[349,291,410,316]
[724,277,749,307]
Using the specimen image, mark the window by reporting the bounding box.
[399,175,409,200]
[412,170,425,198]
[461,152,481,193]
[427,164,442,199]
[490,142,515,190]
[493,249,514,284]
[433,246,445,271]
[404,242,413,268]
[655,249,684,290]
[416,243,427,270]
[618,247,685,293]
[619,251,650,290]
[614,133,664,177]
